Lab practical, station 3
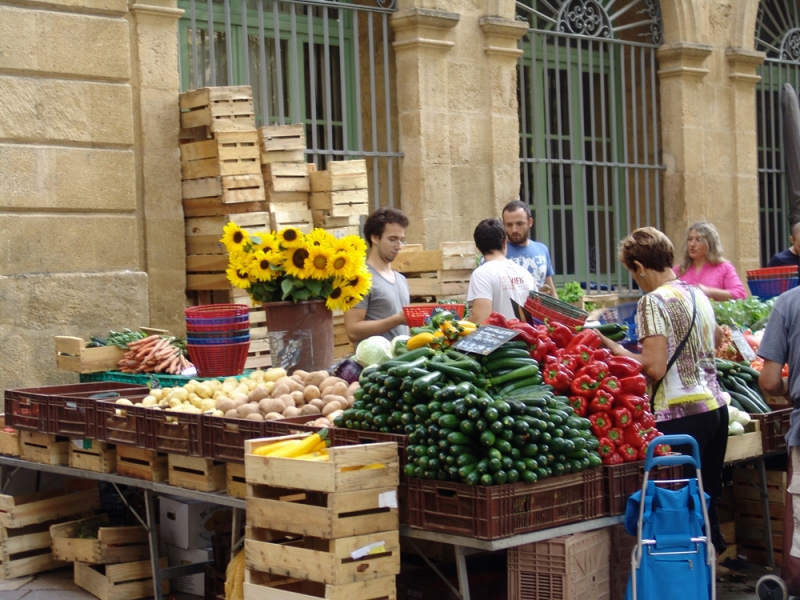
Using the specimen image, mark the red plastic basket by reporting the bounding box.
[186,318,250,333]
[188,341,249,377]
[523,292,588,330]
[185,304,250,319]
[746,266,798,280]
[402,304,466,327]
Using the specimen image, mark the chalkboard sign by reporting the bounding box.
[453,325,519,356]
[730,327,758,363]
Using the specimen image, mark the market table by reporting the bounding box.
[0,455,245,600]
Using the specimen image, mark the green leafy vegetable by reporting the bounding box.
[558,282,584,303]
[713,298,775,330]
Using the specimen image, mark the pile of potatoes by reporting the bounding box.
[120,366,358,428]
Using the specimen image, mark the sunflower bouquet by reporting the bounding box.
[220,223,372,312]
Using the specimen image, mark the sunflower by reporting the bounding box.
[283,246,311,278]
[326,280,358,312]
[328,250,359,279]
[226,250,252,289]
[252,232,280,255]
[220,222,251,253]
[306,228,334,249]
[277,227,305,249]
[247,250,279,282]
[347,267,372,298]
[306,246,333,280]
[342,234,367,255]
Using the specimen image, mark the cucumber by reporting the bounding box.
[382,347,436,367]
[412,371,444,395]
[428,361,477,383]
[387,357,430,377]
[484,357,538,373]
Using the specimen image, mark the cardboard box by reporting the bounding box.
[166,544,213,595]
[158,496,231,550]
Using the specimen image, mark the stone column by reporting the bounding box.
[656,42,713,245]
[129,0,186,331]
[391,7,459,247]
[726,48,765,276]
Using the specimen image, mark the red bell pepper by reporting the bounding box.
[558,353,580,373]
[507,321,539,347]
[548,322,575,349]
[571,374,599,397]
[575,361,608,382]
[589,411,612,438]
[611,406,632,429]
[619,374,647,396]
[619,394,647,419]
[607,356,642,378]
[638,445,650,461]
[599,376,622,397]
[623,422,646,448]
[573,345,594,367]
[607,427,624,446]
[617,444,639,462]
[592,348,613,363]
[603,451,624,466]
[565,328,602,352]
[589,389,615,413]
[543,364,573,394]
[597,437,616,458]
[568,395,588,417]
[532,336,557,364]
[638,410,656,429]
[483,312,508,328]
[643,427,662,445]
[653,443,671,456]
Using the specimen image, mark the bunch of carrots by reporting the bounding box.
[116,335,192,375]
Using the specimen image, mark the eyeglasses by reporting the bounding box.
[387,238,406,247]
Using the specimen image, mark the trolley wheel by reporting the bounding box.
[756,574,788,600]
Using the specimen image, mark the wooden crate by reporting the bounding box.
[309,190,369,219]
[0,486,101,529]
[182,174,267,208]
[180,86,255,132]
[50,515,150,565]
[733,468,785,566]
[310,161,368,192]
[55,337,126,374]
[181,131,261,180]
[74,557,169,600]
[244,436,398,493]
[246,526,400,586]
[311,212,361,229]
[262,163,311,203]
[0,416,19,457]
[247,483,398,539]
[185,211,271,257]
[115,446,168,482]
[168,454,227,492]
[259,124,306,164]
[69,440,116,474]
[20,431,70,466]
[724,420,762,463]
[394,242,476,299]
[246,338,272,370]
[270,210,314,233]
[0,521,68,579]
[244,569,396,600]
[228,462,247,499]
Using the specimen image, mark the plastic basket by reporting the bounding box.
[746,266,798,280]
[186,334,250,345]
[603,460,684,516]
[81,371,234,387]
[402,304,466,327]
[186,318,251,333]
[202,414,269,463]
[747,276,798,300]
[596,301,639,343]
[145,407,203,456]
[523,291,589,330]
[751,405,792,454]
[185,328,249,340]
[188,341,249,377]
[185,304,250,319]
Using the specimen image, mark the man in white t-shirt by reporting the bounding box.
[467,219,536,324]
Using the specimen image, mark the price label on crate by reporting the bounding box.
[730,327,757,362]
[453,325,519,355]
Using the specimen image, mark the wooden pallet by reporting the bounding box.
[227,463,247,500]
[69,440,116,474]
[310,161,368,192]
[0,521,68,580]
[259,124,306,164]
[180,86,255,132]
[185,211,271,257]
[0,416,19,457]
[74,557,169,600]
[0,486,101,529]
[115,446,168,482]
[55,337,126,374]
[247,483,398,539]
[181,131,262,180]
[51,515,150,564]
[244,436,398,493]
[244,569,396,600]
[168,454,227,492]
[19,431,70,466]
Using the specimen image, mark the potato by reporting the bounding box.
[264,367,287,382]
[264,411,284,421]
[278,394,295,408]
[293,370,309,381]
[224,408,238,418]
[290,374,304,385]
[290,390,305,406]
[212,410,225,417]
[322,401,342,416]
[312,417,330,427]
[271,383,291,398]
[216,397,235,414]
[275,377,302,392]
[246,412,265,421]
[304,371,328,388]
[331,382,349,398]
[347,396,356,408]
[115,398,133,406]
[347,381,360,394]
[309,398,324,410]
[248,386,271,402]
[319,376,344,391]
[259,398,286,415]
[231,394,249,407]
[300,404,321,416]
[237,403,259,418]
[303,386,321,401]
[323,394,347,407]
[320,386,334,399]
[282,406,301,418]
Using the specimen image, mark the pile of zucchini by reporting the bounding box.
[715,358,771,414]
[334,342,602,486]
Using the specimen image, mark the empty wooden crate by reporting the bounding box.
[181,131,262,180]
[180,86,255,132]
[74,557,169,600]
[258,124,306,164]
[0,486,101,529]
[0,521,68,579]
[51,515,150,565]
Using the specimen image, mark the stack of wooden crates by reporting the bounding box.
[310,160,369,238]
[242,435,401,599]
[394,241,478,302]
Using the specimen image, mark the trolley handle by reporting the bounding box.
[643,434,700,472]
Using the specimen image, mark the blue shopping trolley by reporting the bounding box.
[624,435,715,600]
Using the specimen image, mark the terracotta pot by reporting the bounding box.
[262,299,334,373]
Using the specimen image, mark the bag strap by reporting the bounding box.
[650,286,697,404]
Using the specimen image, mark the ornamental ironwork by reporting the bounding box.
[557,0,612,38]
[756,0,800,62]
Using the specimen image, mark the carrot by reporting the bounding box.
[142,338,169,362]
[127,335,160,349]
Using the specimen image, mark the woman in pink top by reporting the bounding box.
[674,222,747,301]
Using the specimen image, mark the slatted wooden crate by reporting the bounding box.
[180,86,255,133]
[724,420,762,463]
[259,124,306,164]
[182,175,267,215]
[0,521,68,579]
[227,462,248,500]
[309,189,369,219]
[181,131,262,180]
[19,431,70,466]
[270,209,314,233]
[69,440,116,474]
[55,337,126,374]
[394,242,477,299]
[185,210,270,258]
[74,557,169,600]
[0,416,20,457]
[310,160,368,192]
[262,163,311,203]
[115,446,168,482]
[0,486,101,529]
[244,569,397,600]
[734,468,785,566]
[51,515,150,565]
[168,454,227,492]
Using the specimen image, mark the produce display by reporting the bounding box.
[116,335,192,375]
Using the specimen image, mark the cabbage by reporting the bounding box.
[355,336,392,366]
[728,421,745,436]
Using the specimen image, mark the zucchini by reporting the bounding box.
[497,377,545,396]
[382,347,436,367]
[490,364,541,387]
[428,361,477,383]
[483,357,538,373]
[479,430,496,447]
[387,357,429,377]
[438,414,459,429]
[412,371,444,395]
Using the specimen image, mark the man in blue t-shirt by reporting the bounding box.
[501,200,557,297]
[768,221,800,270]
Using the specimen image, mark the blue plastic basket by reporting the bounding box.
[596,301,639,343]
[747,276,798,300]
[186,334,250,345]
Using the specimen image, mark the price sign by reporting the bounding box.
[729,327,758,363]
[453,325,519,356]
